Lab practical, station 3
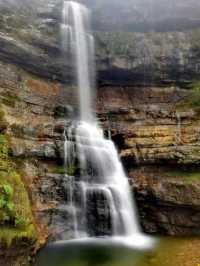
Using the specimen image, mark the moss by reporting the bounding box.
[66,166,77,176]
[177,80,200,111]
[2,96,16,108]
[53,165,78,176]
[0,224,35,246]
[0,105,8,131]
[53,166,66,175]
[2,92,20,108]
[166,169,200,183]
[0,134,35,246]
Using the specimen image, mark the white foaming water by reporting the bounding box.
[61,1,153,248]
[62,0,95,122]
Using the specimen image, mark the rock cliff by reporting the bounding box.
[97,85,200,235]
[0,0,200,265]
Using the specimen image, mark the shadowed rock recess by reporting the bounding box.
[1,0,200,264]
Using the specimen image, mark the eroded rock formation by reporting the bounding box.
[0,0,200,265]
[97,86,200,235]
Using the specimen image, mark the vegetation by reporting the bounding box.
[177,80,200,110]
[66,165,78,176]
[2,92,19,108]
[0,134,35,245]
[0,105,8,131]
[53,165,78,176]
[53,166,66,175]
[0,184,14,224]
[166,169,200,183]
[187,81,200,108]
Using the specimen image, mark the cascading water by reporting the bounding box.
[61,0,95,122]
[61,0,153,248]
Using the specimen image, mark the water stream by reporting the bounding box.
[61,0,153,247]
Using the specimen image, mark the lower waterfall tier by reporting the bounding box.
[62,121,141,240]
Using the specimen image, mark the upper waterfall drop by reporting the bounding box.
[61,0,154,248]
[62,0,95,122]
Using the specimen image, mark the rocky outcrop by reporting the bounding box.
[1,65,197,242]
[131,166,200,235]
[1,0,200,86]
[83,0,200,32]
[96,31,200,85]
[97,85,200,235]
[97,86,200,165]
[0,239,35,266]
[0,3,200,266]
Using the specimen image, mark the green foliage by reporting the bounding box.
[0,168,35,245]
[0,133,35,245]
[0,184,15,224]
[3,184,14,197]
[0,224,35,246]
[15,214,29,228]
[0,176,30,229]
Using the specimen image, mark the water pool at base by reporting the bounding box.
[35,237,200,266]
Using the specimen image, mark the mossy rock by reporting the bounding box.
[166,169,200,184]
[53,165,78,176]
[0,134,35,246]
[2,95,16,108]
[0,105,8,132]
[177,80,200,111]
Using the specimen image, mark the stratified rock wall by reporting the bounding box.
[0,3,200,265]
[97,85,200,235]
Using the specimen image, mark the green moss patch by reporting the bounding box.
[0,134,35,246]
[0,105,8,132]
[53,165,78,176]
[2,93,18,108]
[53,166,66,175]
[166,169,200,183]
[177,81,200,111]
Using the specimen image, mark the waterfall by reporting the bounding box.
[61,0,153,248]
[62,0,95,122]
